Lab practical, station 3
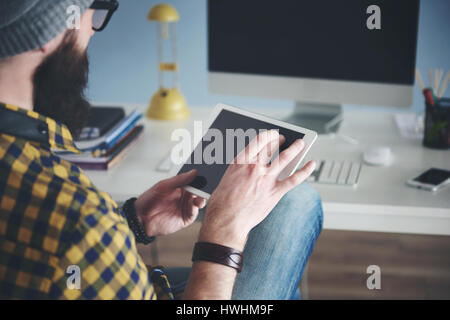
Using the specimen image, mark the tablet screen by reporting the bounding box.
[177,109,305,195]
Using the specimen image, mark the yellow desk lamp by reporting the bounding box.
[146,4,189,120]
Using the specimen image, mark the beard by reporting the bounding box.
[33,30,90,138]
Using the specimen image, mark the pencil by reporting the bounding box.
[436,69,443,94]
[428,68,434,92]
[423,88,434,106]
[437,71,449,98]
[415,68,425,91]
[434,69,440,94]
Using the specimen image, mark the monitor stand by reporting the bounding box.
[284,102,343,134]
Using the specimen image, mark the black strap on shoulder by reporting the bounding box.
[0,107,49,146]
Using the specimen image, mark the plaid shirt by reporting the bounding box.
[0,103,173,300]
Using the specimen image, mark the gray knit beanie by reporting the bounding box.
[0,0,94,59]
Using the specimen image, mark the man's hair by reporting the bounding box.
[33,30,91,137]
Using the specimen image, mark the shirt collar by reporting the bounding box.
[0,103,81,154]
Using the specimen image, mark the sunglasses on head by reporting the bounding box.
[90,0,119,32]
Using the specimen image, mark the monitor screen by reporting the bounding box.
[208,0,419,85]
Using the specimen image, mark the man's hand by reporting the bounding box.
[134,170,206,237]
[185,130,316,299]
[199,130,316,251]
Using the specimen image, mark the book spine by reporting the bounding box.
[102,115,142,150]
[75,126,144,171]
[76,162,108,170]
[107,130,144,169]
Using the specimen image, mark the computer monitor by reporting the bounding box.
[208,0,420,133]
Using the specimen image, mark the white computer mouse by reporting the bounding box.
[362,146,392,166]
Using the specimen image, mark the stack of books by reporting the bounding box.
[56,106,144,170]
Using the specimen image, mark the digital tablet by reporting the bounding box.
[173,103,317,199]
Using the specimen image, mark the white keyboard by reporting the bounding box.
[157,153,362,187]
[306,160,362,187]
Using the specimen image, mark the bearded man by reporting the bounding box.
[0,0,322,300]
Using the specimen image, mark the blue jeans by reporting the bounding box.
[164,183,323,300]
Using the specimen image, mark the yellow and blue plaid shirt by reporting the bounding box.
[0,103,173,299]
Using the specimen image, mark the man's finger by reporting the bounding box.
[256,134,285,165]
[269,139,305,173]
[193,196,206,209]
[235,130,280,164]
[186,195,201,222]
[277,160,316,193]
[159,169,197,189]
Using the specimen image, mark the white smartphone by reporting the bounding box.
[406,168,450,192]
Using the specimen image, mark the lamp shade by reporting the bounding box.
[147,3,179,22]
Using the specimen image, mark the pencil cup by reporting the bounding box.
[423,97,450,149]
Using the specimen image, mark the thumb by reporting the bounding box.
[162,169,197,189]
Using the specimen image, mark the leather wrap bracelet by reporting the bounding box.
[192,242,244,273]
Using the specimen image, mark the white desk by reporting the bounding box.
[86,105,450,236]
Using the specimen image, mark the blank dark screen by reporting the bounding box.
[413,168,450,185]
[208,0,419,84]
[178,109,305,195]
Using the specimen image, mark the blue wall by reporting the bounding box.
[87,0,450,113]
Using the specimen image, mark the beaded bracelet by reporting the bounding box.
[123,197,155,245]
